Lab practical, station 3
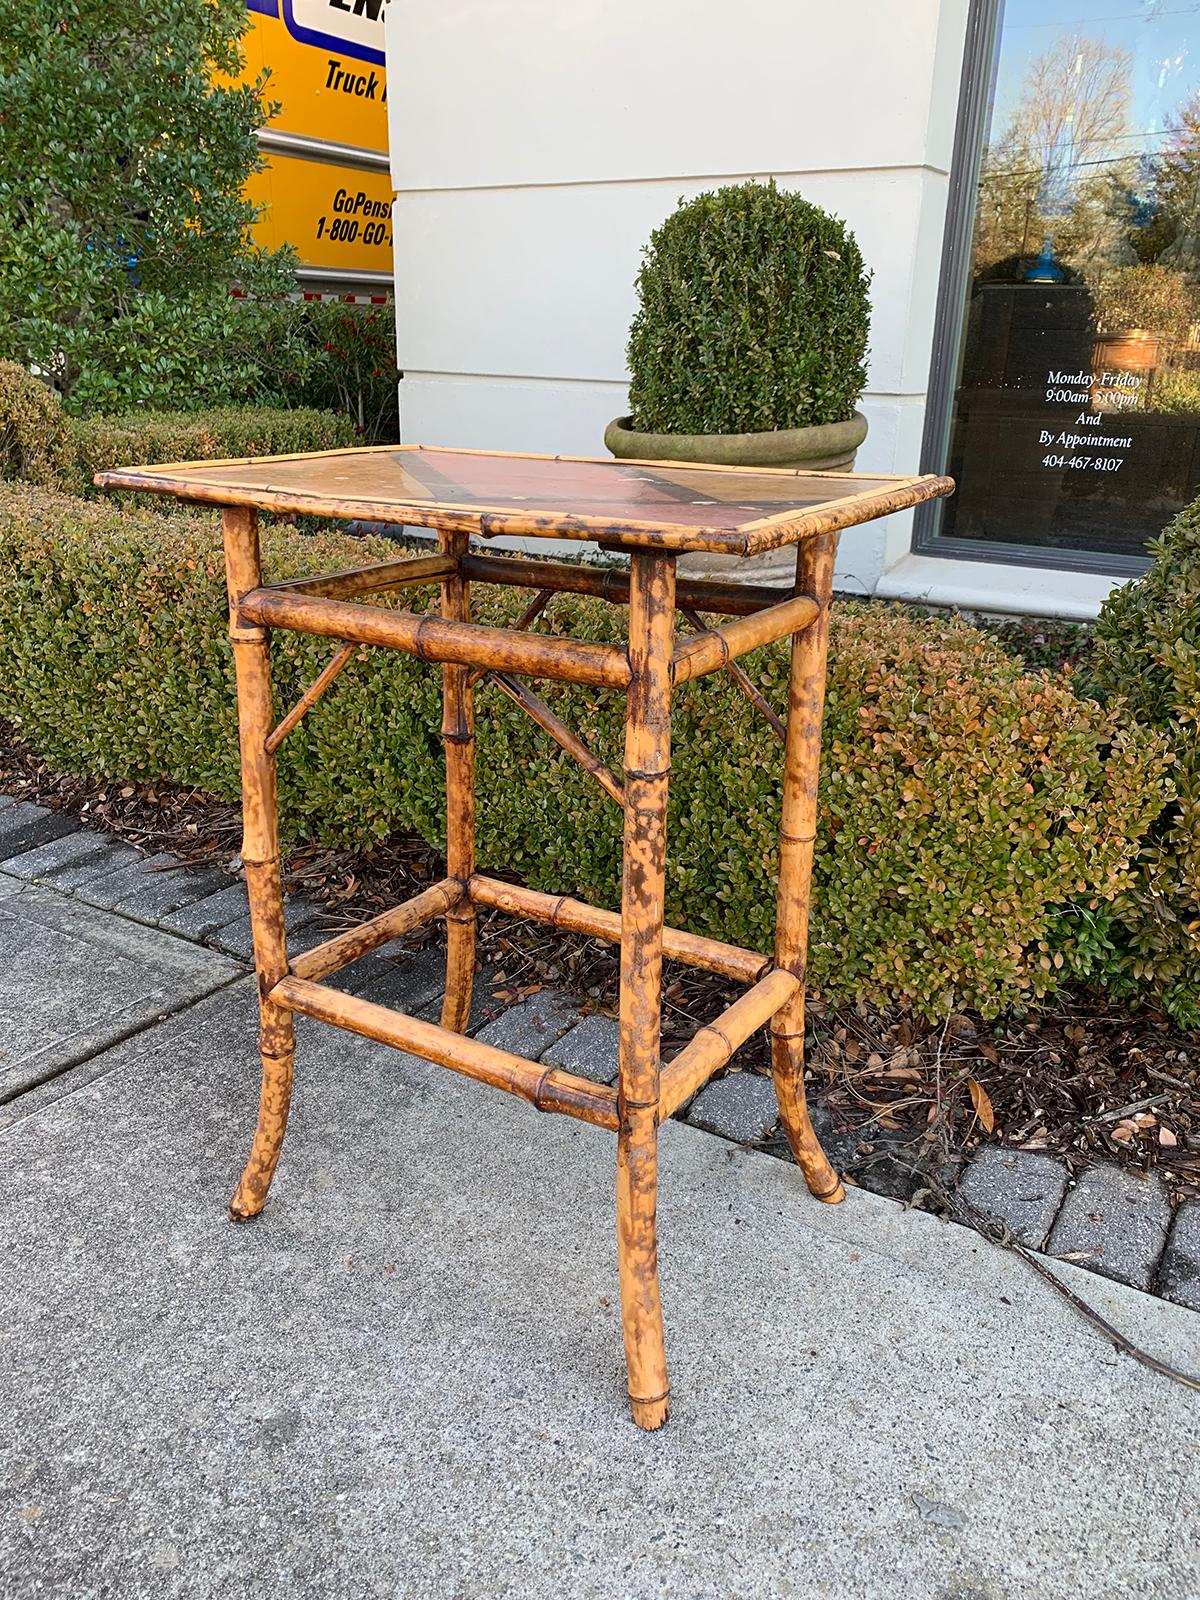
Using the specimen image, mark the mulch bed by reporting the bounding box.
[3,723,1196,1207]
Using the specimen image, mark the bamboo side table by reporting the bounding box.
[99,446,951,1430]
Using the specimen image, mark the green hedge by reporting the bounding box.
[0,359,356,497]
[71,406,357,497]
[1090,497,1200,1025]
[0,482,1169,1019]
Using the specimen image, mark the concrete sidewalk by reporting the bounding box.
[1,879,1198,1599]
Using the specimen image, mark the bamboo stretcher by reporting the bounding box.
[97,444,952,1431]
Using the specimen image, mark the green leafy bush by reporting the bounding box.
[1091,498,1200,1024]
[0,364,355,497]
[1146,366,1200,415]
[0,483,1168,1018]
[245,299,399,444]
[626,180,872,435]
[0,361,78,488]
[0,0,295,413]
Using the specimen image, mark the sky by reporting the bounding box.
[992,0,1200,155]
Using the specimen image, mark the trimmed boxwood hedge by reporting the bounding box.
[1089,496,1200,1024]
[0,483,1169,1018]
[0,359,356,499]
[626,181,872,435]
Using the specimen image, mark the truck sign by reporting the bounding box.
[238,0,393,291]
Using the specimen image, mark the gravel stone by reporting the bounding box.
[958,1147,1070,1249]
[540,1013,621,1085]
[686,1071,780,1143]
[1159,1201,1200,1311]
[1046,1164,1171,1291]
[75,853,230,923]
[4,832,144,893]
[0,801,76,859]
[211,898,324,960]
[160,882,250,940]
[472,989,581,1059]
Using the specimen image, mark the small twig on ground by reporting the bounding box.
[951,1183,1200,1394]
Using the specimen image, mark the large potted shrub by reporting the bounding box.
[606,180,872,482]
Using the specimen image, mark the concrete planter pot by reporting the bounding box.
[603,409,868,472]
[604,410,869,580]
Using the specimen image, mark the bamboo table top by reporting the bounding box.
[97,445,954,557]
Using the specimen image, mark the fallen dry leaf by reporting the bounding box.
[967,1077,996,1133]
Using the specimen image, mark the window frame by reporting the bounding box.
[914,0,1152,579]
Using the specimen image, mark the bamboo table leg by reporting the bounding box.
[617,551,675,1430]
[439,530,477,1032]
[769,533,844,1205]
[223,508,297,1223]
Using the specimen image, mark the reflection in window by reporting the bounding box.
[941,2,1200,559]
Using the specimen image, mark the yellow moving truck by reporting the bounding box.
[238,0,393,298]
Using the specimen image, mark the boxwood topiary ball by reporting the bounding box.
[626,179,872,437]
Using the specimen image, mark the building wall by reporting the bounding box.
[385,0,970,591]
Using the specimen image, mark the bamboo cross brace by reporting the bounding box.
[487,671,625,808]
[289,877,465,982]
[240,586,631,688]
[678,606,786,742]
[265,641,359,756]
[459,552,790,617]
[469,873,770,984]
[272,974,619,1129]
[466,588,555,688]
[656,967,801,1122]
[263,551,457,600]
[671,592,820,685]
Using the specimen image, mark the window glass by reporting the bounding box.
[941,1,1200,558]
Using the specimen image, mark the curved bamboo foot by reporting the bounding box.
[771,1032,845,1205]
[228,1036,294,1223]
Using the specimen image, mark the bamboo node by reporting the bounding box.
[698,1022,734,1056]
[812,1179,845,1203]
[624,765,672,782]
[532,1066,560,1112]
[413,615,435,661]
[779,830,816,846]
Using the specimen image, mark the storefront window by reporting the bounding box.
[926,0,1200,565]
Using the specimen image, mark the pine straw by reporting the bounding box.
[2,726,1195,1205]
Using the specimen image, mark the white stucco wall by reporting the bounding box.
[385,0,970,593]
